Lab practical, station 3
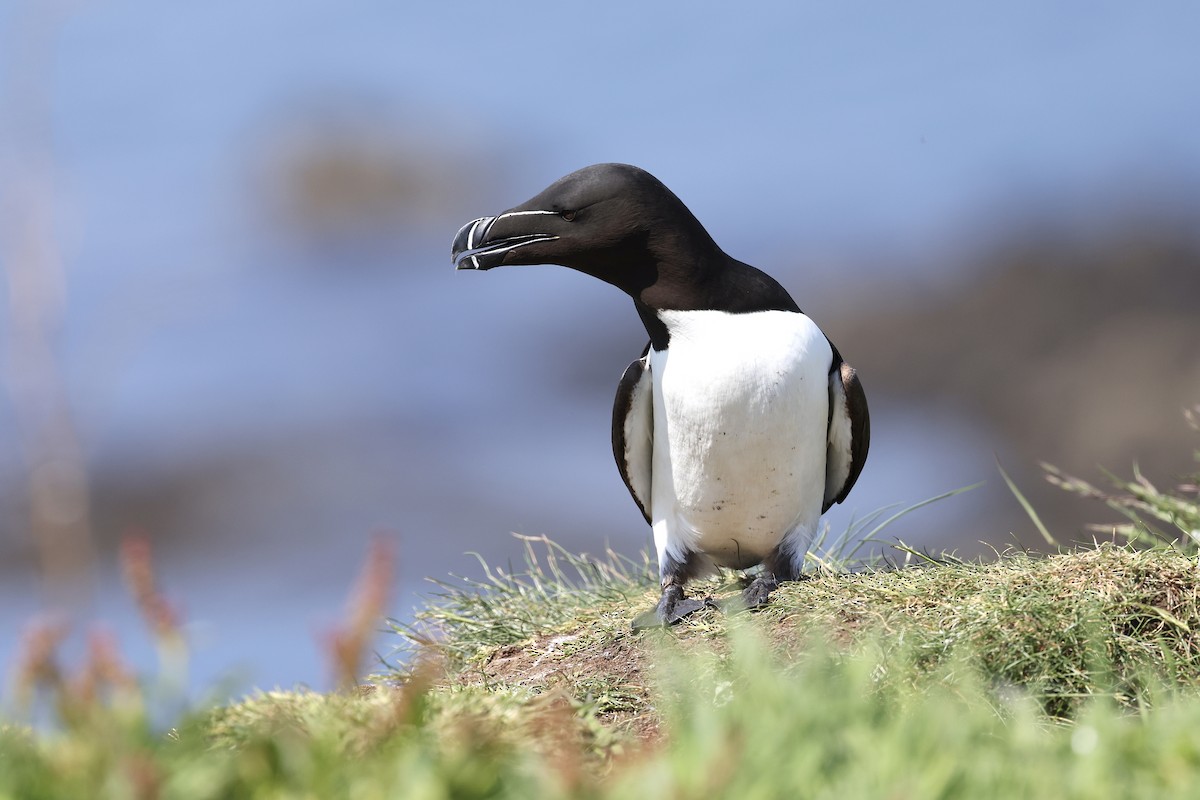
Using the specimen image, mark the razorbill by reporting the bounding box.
[452,163,869,627]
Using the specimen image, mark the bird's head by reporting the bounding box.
[452,163,718,297]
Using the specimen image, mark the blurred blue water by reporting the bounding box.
[1,1,1198,696]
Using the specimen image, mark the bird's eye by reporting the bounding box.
[560,210,577,221]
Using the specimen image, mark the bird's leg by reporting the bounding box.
[631,551,705,630]
[654,580,706,625]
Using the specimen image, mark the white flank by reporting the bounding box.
[649,310,832,573]
[620,356,654,517]
[824,369,854,508]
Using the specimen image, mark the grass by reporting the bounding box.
[9,540,1200,798]
[411,540,1200,726]
[6,420,1200,797]
[1045,404,1200,553]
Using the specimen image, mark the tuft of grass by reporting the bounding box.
[1044,404,1200,553]
[999,459,1061,548]
[390,534,658,670]
[806,481,984,569]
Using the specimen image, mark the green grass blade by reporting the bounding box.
[997,459,1060,548]
[858,482,984,545]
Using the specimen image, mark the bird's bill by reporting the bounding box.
[451,211,560,270]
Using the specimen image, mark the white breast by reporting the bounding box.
[649,309,832,570]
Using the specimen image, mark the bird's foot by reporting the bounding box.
[631,584,706,631]
[741,573,780,610]
[705,576,778,615]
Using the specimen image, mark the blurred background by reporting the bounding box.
[1,1,1198,694]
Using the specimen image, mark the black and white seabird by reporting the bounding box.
[452,163,869,627]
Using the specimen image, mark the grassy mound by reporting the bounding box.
[414,540,1200,728]
[7,541,1200,798]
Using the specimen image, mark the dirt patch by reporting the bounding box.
[459,628,664,741]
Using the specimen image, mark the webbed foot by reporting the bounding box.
[741,573,780,609]
[631,584,707,630]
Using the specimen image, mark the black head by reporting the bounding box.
[451,163,722,298]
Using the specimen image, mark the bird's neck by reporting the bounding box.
[633,253,803,350]
[632,249,731,350]
[634,299,672,351]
